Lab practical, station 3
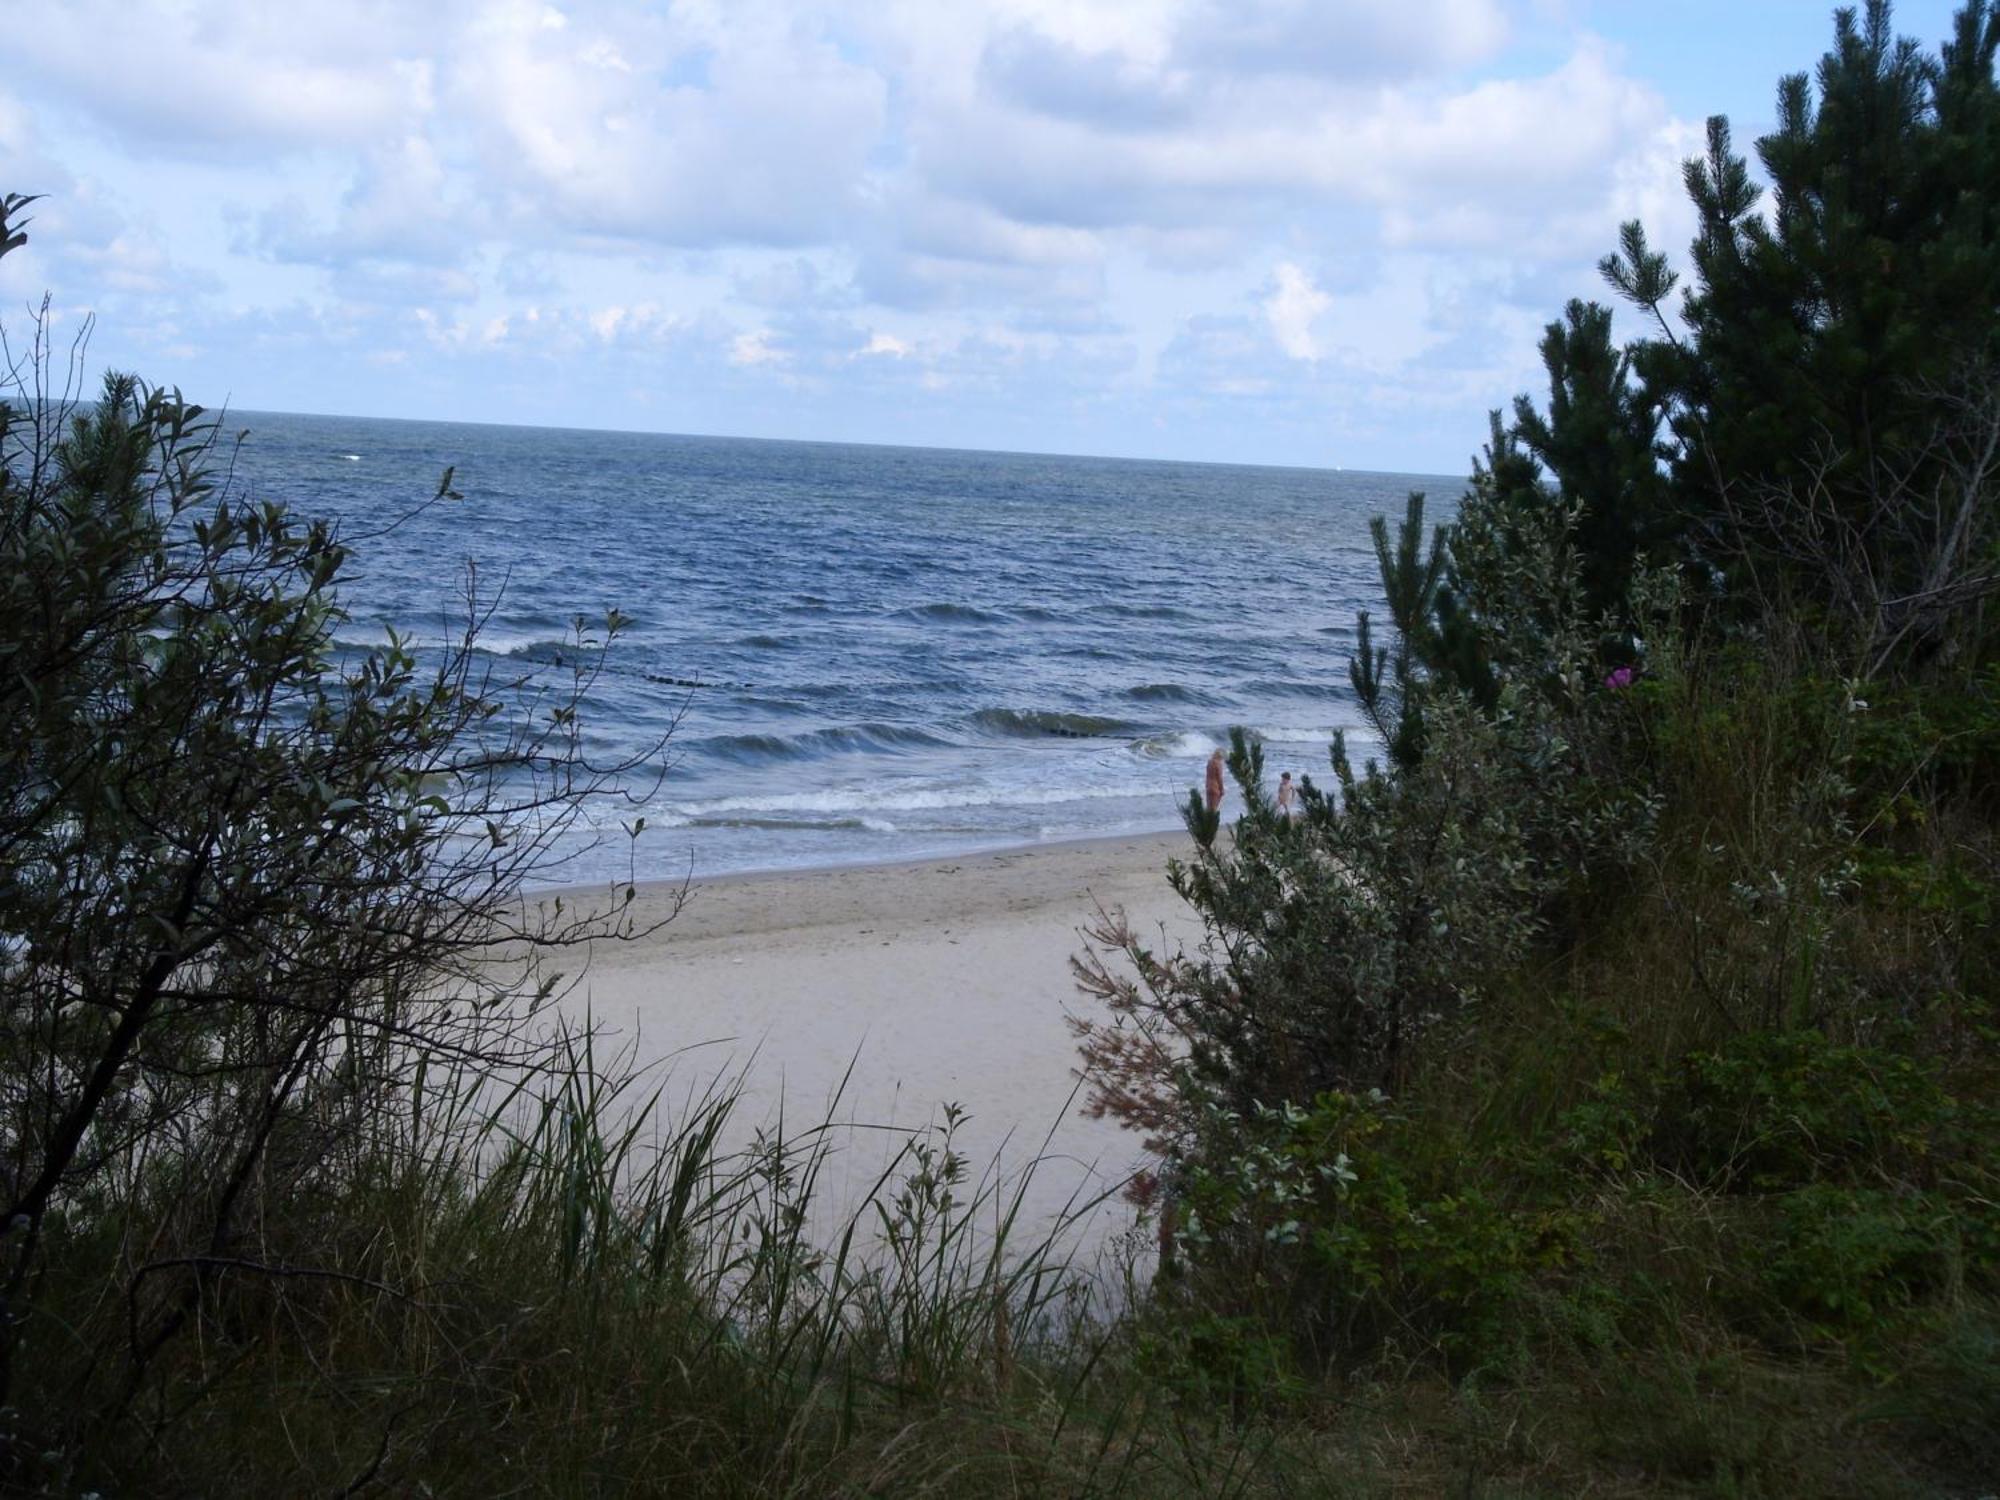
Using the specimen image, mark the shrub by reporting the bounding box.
[0,203,664,1476]
[1765,1185,1954,1329]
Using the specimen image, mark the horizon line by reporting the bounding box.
[217,401,1474,484]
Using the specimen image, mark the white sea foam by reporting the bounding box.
[1130,730,1223,758]
[1129,725,1344,758]
[466,627,553,655]
[666,779,1167,821]
[1249,725,1342,743]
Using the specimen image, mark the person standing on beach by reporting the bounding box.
[1205,748,1226,814]
[1276,771,1297,818]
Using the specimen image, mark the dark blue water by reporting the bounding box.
[222,411,1462,880]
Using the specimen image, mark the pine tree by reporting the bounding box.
[1605,0,2000,663]
[1349,492,1446,772]
[1508,300,1673,621]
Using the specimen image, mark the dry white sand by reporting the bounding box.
[557,831,1204,1250]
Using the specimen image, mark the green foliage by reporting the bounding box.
[1846,661,2000,814]
[1083,691,1563,1134]
[1505,300,1674,621]
[1173,1092,1584,1373]
[1673,3,2000,496]
[1076,464,1668,1171]
[10,1026,1141,1498]
[1610,1,2000,668]
[1153,1014,2000,1391]
[0,194,35,257]
[1071,29,2000,1495]
[1434,2,2000,676]
[1135,1307,1305,1420]
[1181,783,1221,850]
[0,204,672,1482]
[1350,492,1447,771]
[1765,1185,1954,1329]
[1660,1032,1970,1191]
[1562,1027,1996,1233]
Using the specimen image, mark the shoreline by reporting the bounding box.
[527,820,1194,903]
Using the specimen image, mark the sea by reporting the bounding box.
[221,411,1465,885]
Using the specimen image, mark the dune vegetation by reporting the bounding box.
[4,3,1998,1494]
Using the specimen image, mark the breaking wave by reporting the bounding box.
[969,708,1135,739]
[1122,682,1222,705]
[688,723,954,764]
[668,781,1161,821]
[1129,730,1223,758]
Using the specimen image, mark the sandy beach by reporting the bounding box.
[560,831,1205,1249]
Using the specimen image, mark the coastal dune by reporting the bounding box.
[563,831,1205,1247]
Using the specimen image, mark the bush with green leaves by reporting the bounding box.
[1075,15,2000,1434]
[1074,476,1655,1170]
[1169,1090,1585,1373]
[0,197,663,1463]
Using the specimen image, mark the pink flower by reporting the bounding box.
[1604,666,1636,690]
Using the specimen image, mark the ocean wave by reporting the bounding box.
[736,632,795,650]
[686,723,953,764]
[970,708,1134,739]
[668,780,1163,820]
[1125,724,1341,758]
[891,602,1009,625]
[1129,730,1223,759]
[332,627,520,656]
[733,693,811,713]
[1250,724,1342,743]
[1122,682,1221,705]
[464,637,741,691]
[469,635,606,663]
[1243,677,1349,700]
[1087,601,1194,620]
[684,814,899,834]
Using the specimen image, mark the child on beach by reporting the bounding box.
[1204,748,1226,813]
[1276,771,1297,817]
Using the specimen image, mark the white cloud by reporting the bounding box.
[728,328,787,366]
[1358,42,1672,255]
[10,2,433,156]
[12,2,1686,275]
[2,0,1731,468]
[1264,263,1330,360]
[447,1,886,248]
[259,135,468,268]
[1173,0,1511,80]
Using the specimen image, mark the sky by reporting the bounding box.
[0,0,1969,473]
